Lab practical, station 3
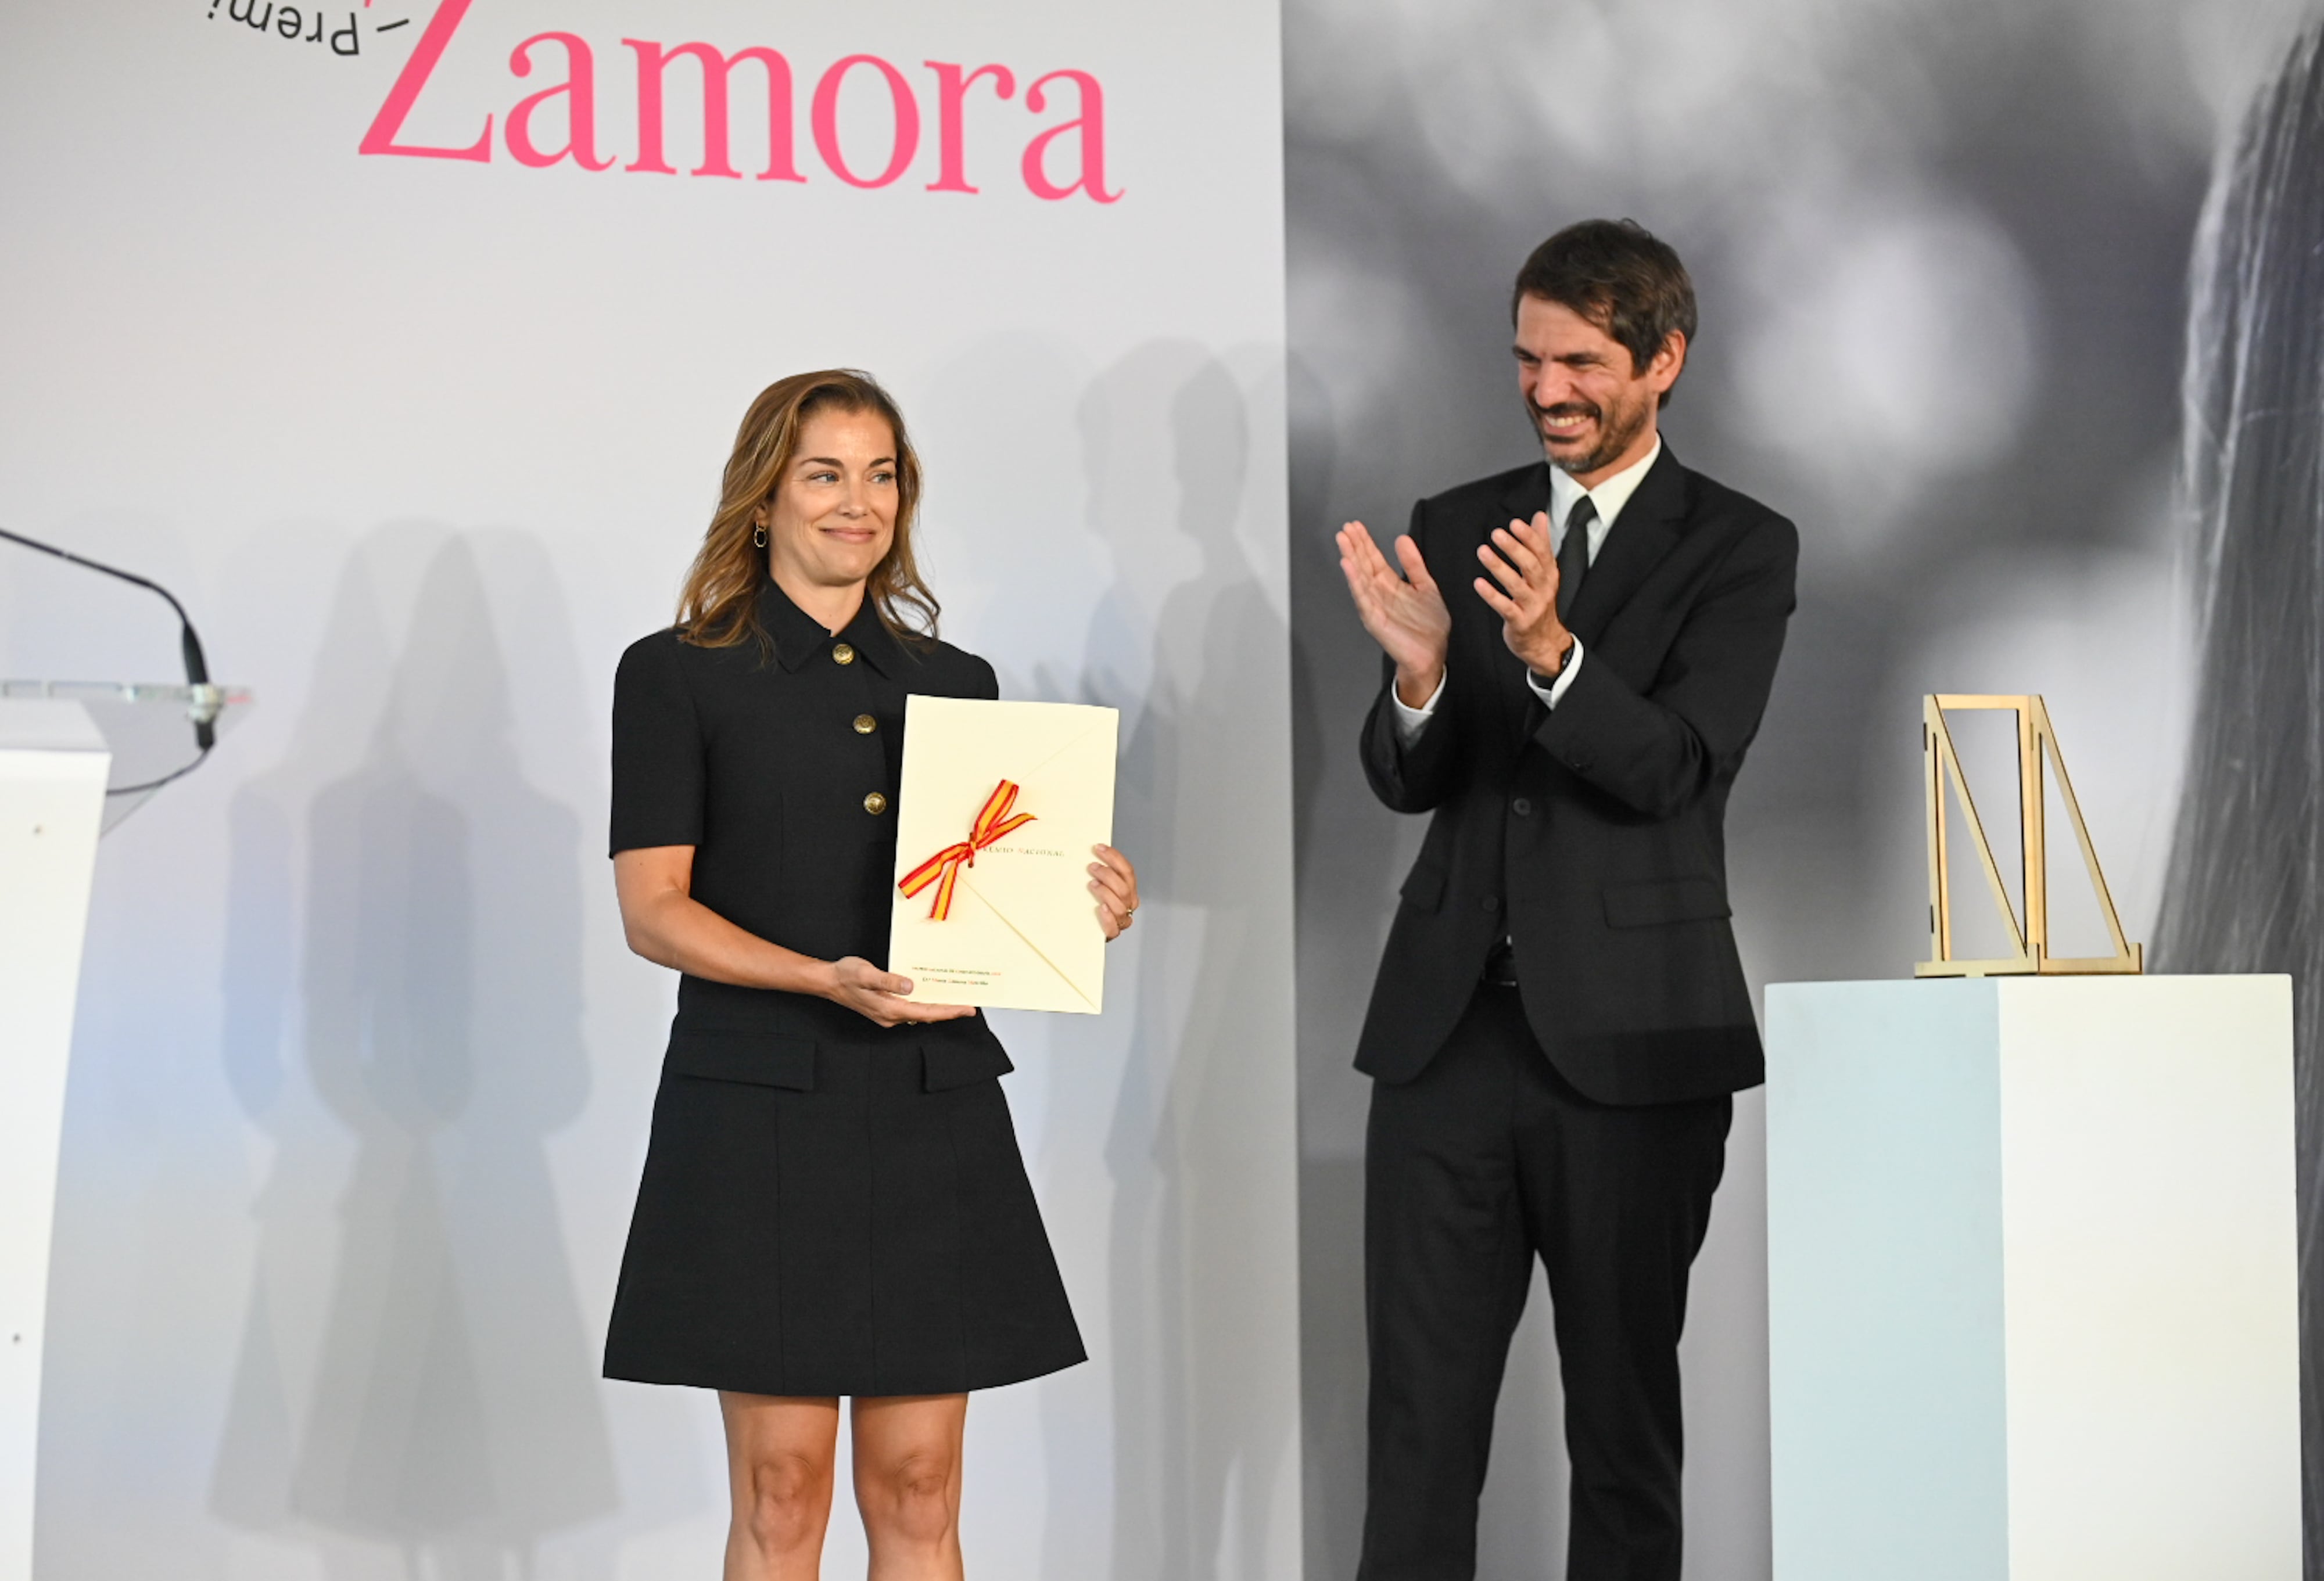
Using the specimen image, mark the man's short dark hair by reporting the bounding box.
[1512,220,1697,407]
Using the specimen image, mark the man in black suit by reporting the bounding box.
[1335,220,1796,1580]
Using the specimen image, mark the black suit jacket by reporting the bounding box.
[1355,446,1797,1105]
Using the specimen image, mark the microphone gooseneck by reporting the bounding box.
[0,524,221,772]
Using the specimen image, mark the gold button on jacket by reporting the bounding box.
[863,791,888,815]
[832,642,856,665]
[853,713,877,734]
[610,580,999,978]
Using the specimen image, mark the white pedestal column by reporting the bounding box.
[0,703,109,1581]
[1766,976,2299,1581]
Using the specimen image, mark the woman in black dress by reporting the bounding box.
[604,370,1140,1580]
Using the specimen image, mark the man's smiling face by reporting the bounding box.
[1513,294,1683,486]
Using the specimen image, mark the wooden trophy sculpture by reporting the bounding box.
[1917,694,2143,978]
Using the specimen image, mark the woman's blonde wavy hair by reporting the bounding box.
[677,370,940,652]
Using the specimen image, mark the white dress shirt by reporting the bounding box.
[1392,437,1663,741]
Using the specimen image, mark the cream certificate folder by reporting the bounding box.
[888,695,1120,1015]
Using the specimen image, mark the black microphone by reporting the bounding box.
[0,526,221,751]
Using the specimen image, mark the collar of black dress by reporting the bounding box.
[755,577,910,676]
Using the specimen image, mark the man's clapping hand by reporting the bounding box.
[1337,520,1452,706]
[1475,512,1575,678]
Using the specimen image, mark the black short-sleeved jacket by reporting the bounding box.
[602,577,1086,1395]
[611,579,1000,1043]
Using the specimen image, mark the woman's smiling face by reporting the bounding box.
[759,405,900,597]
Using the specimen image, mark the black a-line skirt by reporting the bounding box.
[603,1016,1085,1397]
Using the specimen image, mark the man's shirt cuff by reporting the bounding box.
[1525,639,1584,711]
[1390,671,1447,745]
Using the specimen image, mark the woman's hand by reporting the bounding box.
[615,851,971,1026]
[826,956,976,1027]
[1089,845,1142,941]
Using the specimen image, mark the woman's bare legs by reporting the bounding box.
[852,1393,968,1581]
[719,1393,841,1581]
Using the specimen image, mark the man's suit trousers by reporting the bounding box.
[1358,982,1731,1581]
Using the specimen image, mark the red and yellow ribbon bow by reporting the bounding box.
[898,780,1038,920]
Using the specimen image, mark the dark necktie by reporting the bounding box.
[1557,494,1596,621]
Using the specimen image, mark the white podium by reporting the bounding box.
[0,703,109,1581]
[0,685,242,1581]
[1766,976,2299,1581]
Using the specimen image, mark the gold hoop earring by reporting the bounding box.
[753,522,767,549]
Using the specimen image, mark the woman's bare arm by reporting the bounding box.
[613,846,971,1027]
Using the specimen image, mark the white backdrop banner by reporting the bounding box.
[0,1,1296,1575]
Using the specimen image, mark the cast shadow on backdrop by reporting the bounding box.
[1082,347,1294,1581]
[210,527,617,1578]
[924,335,1295,1579]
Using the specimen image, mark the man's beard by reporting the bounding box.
[1531,391,1650,476]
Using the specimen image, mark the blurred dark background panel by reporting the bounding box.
[2160,20,2324,1573]
[1282,1,2294,1573]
